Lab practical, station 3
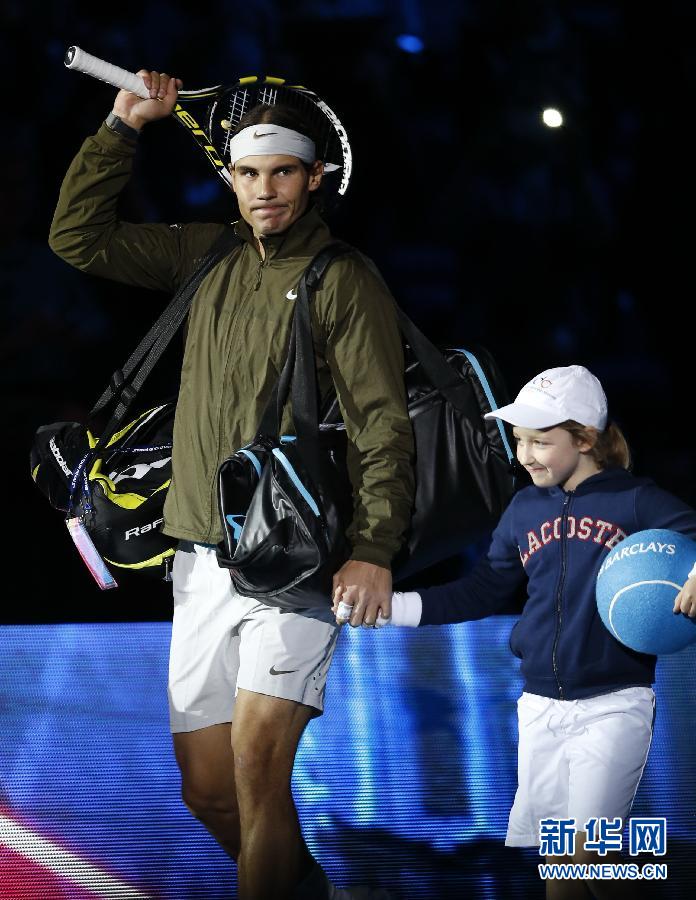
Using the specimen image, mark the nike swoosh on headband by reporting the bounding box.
[253,130,278,138]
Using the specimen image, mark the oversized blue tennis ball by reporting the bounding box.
[596,529,696,655]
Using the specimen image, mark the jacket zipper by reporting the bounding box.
[253,257,264,290]
[552,492,572,699]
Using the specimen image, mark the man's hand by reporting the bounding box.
[673,574,696,618]
[332,560,392,627]
[112,70,182,132]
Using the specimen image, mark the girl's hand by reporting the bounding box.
[673,574,696,618]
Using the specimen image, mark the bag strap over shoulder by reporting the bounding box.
[92,226,241,447]
[256,241,354,439]
[290,242,354,440]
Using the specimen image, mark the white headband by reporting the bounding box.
[229,125,316,165]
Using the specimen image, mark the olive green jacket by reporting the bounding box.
[48,123,414,569]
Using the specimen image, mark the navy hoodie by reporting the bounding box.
[419,468,696,700]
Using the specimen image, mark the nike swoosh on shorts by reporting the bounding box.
[269,665,298,675]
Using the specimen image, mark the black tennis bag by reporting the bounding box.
[217,430,351,608]
[391,335,515,580]
[216,243,516,608]
[30,229,239,584]
[31,404,177,574]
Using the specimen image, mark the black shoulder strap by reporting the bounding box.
[91,227,240,446]
[303,241,355,290]
[257,241,354,438]
[290,242,353,440]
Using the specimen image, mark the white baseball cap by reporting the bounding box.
[484,365,608,430]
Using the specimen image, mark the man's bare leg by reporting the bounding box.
[232,689,317,900]
[544,832,649,900]
[173,722,241,859]
[575,833,647,900]
[545,855,592,899]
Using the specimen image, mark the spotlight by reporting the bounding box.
[396,34,424,54]
[542,108,564,128]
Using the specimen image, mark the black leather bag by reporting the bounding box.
[322,324,517,582]
[392,329,515,580]
[217,243,517,608]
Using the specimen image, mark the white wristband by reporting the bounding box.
[391,591,423,627]
[688,561,696,580]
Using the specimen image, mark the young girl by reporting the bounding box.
[335,364,696,898]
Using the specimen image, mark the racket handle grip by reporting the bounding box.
[65,46,150,99]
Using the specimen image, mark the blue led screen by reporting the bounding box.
[0,621,694,898]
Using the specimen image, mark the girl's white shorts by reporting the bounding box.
[168,543,340,733]
[506,686,655,848]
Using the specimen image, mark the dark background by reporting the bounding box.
[3,0,695,621]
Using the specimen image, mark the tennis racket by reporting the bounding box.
[64,46,352,204]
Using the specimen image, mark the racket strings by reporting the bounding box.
[259,85,279,107]
[220,88,251,157]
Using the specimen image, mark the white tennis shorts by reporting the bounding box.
[168,543,340,733]
[505,686,655,848]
